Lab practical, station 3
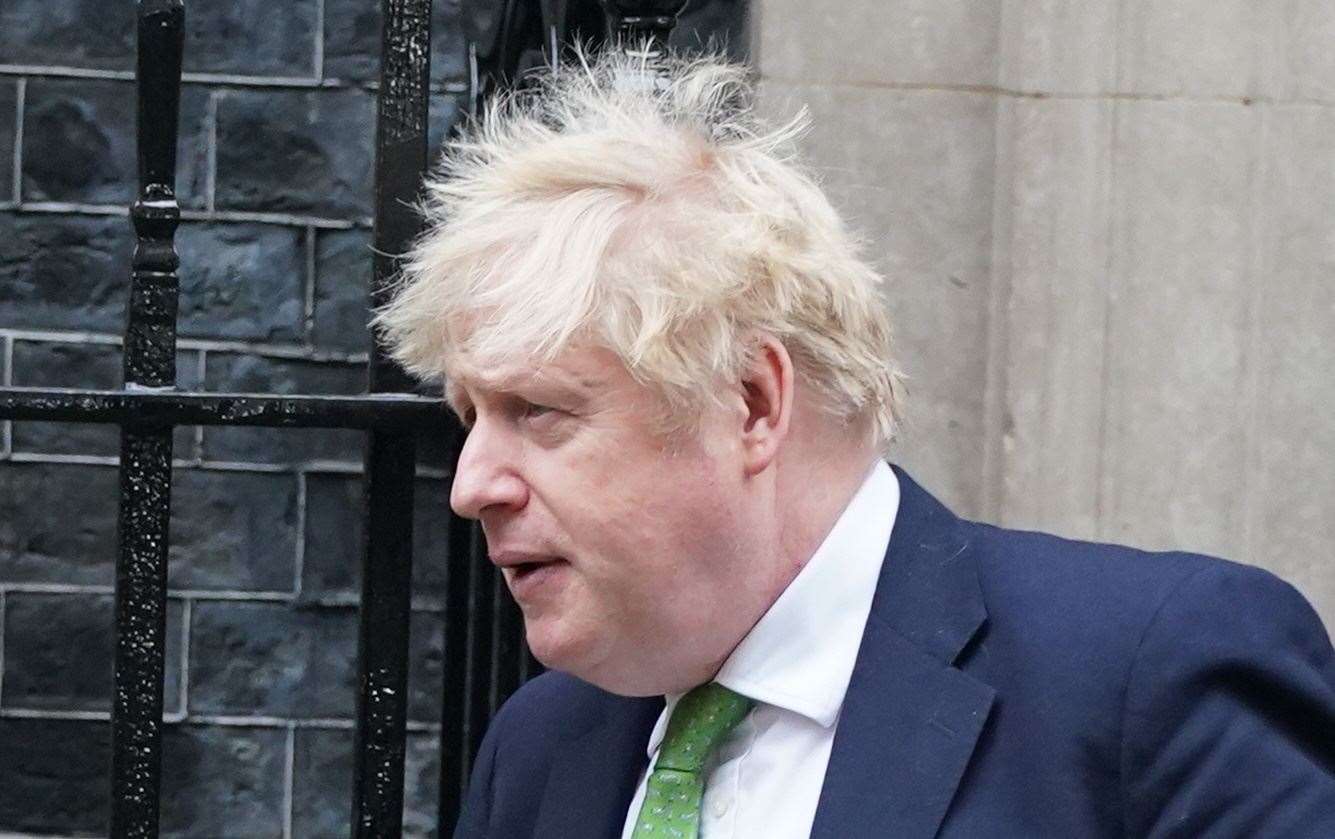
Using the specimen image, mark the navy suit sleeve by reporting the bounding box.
[1121,560,1335,838]
[453,719,500,839]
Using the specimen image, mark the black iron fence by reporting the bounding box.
[0,0,741,835]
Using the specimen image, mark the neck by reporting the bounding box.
[765,411,880,605]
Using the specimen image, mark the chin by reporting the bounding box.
[522,617,597,675]
[522,619,658,695]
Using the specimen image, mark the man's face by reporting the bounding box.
[445,345,770,695]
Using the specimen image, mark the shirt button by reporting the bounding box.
[710,796,731,818]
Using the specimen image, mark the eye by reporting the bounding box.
[521,401,557,421]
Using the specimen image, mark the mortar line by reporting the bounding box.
[187,714,354,729]
[0,583,114,596]
[178,598,192,718]
[0,591,7,707]
[173,589,290,602]
[757,74,1335,110]
[0,64,467,93]
[2,334,13,457]
[314,0,326,82]
[0,330,367,361]
[7,452,120,467]
[12,77,24,203]
[282,724,296,839]
[13,201,366,230]
[193,351,207,460]
[303,225,318,342]
[3,448,376,477]
[0,328,120,345]
[0,64,134,81]
[293,472,307,598]
[15,201,125,216]
[0,708,110,721]
[205,91,218,213]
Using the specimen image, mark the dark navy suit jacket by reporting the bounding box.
[455,466,1335,837]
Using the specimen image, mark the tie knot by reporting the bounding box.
[656,682,753,773]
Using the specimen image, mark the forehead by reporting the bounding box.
[442,345,619,405]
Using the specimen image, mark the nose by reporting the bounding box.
[449,419,529,520]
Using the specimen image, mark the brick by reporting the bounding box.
[0,717,110,834]
[0,462,118,585]
[0,0,134,71]
[10,340,200,456]
[168,469,298,592]
[215,88,375,218]
[0,464,296,591]
[159,725,287,838]
[323,0,467,84]
[0,81,15,202]
[759,82,997,516]
[187,600,444,724]
[188,601,357,718]
[428,90,467,157]
[1099,101,1256,556]
[183,0,317,78]
[755,0,999,87]
[21,79,210,207]
[0,213,131,332]
[408,610,446,722]
[291,728,440,838]
[2,592,183,714]
[176,85,213,211]
[312,228,374,353]
[201,353,366,465]
[176,222,306,341]
[301,474,453,602]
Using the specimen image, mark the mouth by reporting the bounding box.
[491,552,569,598]
[509,558,560,580]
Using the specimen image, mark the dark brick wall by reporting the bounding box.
[0,1,746,836]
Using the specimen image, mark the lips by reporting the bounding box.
[491,551,568,599]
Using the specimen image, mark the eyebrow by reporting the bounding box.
[443,369,600,414]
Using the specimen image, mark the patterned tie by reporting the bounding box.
[631,682,754,838]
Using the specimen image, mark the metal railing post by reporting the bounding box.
[350,1,433,835]
[110,2,185,836]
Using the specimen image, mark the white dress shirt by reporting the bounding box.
[620,460,900,839]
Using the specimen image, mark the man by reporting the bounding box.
[375,48,1335,838]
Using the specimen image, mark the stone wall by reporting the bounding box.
[0,1,743,836]
[755,0,1335,629]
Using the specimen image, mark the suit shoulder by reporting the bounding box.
[963,519,1258,626]
[954,520,1329,685]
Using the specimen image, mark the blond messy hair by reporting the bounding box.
[374,46,905,448]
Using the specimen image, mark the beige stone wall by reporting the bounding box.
[753,1,1335,626]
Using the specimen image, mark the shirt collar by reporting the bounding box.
[645,460,900,756]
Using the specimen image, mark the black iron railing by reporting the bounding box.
[0,0,698,835]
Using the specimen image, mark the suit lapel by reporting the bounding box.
[532,695,662,838]
[811,466,995,839]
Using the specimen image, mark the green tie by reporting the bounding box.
[631,682,754,839]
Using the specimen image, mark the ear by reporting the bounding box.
[738,334,794,476]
